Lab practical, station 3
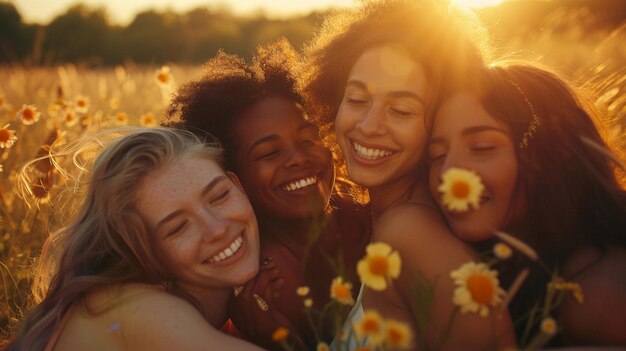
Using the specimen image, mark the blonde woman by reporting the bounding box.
[4,128,265,351]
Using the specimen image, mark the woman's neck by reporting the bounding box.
[368,170,429,219]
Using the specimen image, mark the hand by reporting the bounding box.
[229,257,295,346]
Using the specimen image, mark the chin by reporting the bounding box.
[233,265,259,285]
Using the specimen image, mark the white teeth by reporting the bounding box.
[209,236,243,263]
[353,141,392,160]
[283,176,317,191]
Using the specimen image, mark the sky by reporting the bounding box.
[10,0,359,25]
[9,0,506,25]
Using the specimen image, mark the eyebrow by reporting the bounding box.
[247,135,279,156]
[246,122,317,156]
[346,79,426,106]
[154,175,227,233]
[430,125,509,146]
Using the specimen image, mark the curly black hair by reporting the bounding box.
[164,38,304,171]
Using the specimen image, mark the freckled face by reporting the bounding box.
[232,96,334,219]
[428,93,520,242]
[137,155,260,290]
[335,44,429,189]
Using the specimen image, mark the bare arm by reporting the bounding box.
[363,204,517,350]
[120,289,264,351]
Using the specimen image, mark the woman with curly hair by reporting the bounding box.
[165,40,371,349]
[3,127,264,351]
[303,0,516,349]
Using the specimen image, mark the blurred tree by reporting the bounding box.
[184,8,244,63]
[119,10,188,63]
[42,4,109,64]
[0,2,35,63]
[0,0,623,66]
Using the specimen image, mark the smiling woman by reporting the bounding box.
[3,127,264,351]
[166,39,371,349]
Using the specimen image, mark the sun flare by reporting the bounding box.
[452,0,505,8]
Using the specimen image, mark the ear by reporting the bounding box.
[226,171,246,194]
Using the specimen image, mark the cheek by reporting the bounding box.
[334,106,353,136]
[155,240,187,269]
[238,164,272,194]
[428,166,441,200]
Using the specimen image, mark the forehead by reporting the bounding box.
[348,45,428,94]
[434,93,508,131]
[234,96,308,137]
[138,155,224,206]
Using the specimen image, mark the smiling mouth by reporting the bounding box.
[208,235,243,263]
[282,176,318,192]
[352,141,394,160]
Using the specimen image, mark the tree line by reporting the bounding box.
[0,0,623,66]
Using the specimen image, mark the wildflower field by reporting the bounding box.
[0,2,625,341]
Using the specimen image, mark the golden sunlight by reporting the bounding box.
[452,0,506,8]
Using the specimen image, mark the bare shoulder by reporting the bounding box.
[374,203,473,258]
[559,245,626,345]
[98,284,262,350]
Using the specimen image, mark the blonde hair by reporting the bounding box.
[6,127,222,351]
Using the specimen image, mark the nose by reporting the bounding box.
[283,145,311,169]
[356,103,387,136]
[437,149,462,180]
[199,210,229,242]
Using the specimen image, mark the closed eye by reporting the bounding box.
[390,107,414,117]
[256,150,280,160]
[210,189,230,204]
[167,220,188,237]
[345,97,368,105]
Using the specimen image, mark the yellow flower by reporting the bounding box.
[140,113,157,127]
[74,95,90,113]
[451,261,505,317]
[384,319,413,349]
[155,65,174,87]
[494,243,513,260]
[296,286,310,296]
[0,124,18,148]
[330,276,355,306]
[317,342,330,351]
[304,298,313,308]
[493,230,538,261]
[353,310,385,346]
[271,327,289,342]
[114,112,129,126]
[540,317,557,335]
[63,110,79,127]
[357,242,401,291]
[438,167,484,212]
[18,104,41,125]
